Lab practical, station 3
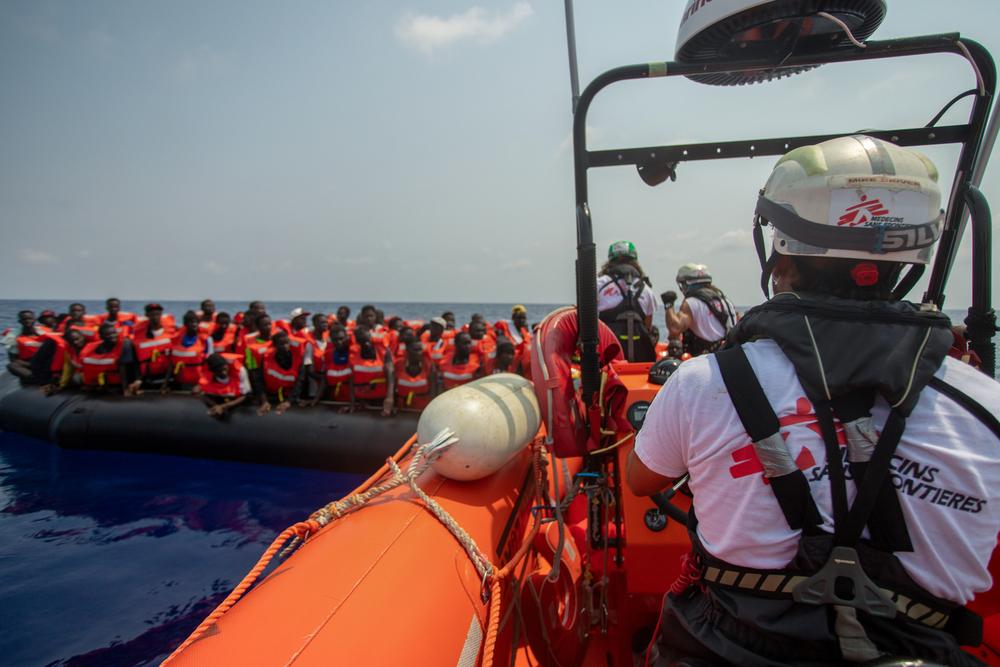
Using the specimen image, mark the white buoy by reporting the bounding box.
[418,373,541,481]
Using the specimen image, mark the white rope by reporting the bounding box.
[817,12,867,49]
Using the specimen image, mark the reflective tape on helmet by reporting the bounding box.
[757,195,942,254]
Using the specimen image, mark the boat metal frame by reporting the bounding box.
[572,33,998,394]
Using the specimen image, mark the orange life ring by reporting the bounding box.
[531,307,625,457]
[519,521,588,667]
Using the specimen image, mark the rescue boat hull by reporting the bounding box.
[0,373,418,472]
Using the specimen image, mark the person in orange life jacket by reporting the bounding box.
[324,324,354,406]
[629,137,1000,666]
[441,311,456,331]
[255,331,305,416]
[664,263,737,356]
[495,305,532,377]
[394,325,416,362]
[438,331,481,390]
[195,352,251,418]
[4,310,47,381]
[240,314,273,379]
[80,321,141,396]
[133,303,174,390]
[300,313,330,406]
[164,311,213,389]
[375,308,386,327]
[196,299,216,333]
[59,303,98,341]
[334,305,353,329]
[96,297,137,331]
[493,339,516,375]
[468,319,497,374]
[33,328,87,395]
[420,316,451,365]
[350,324,395,416]
[207,312,235,353]
[395,339,437,411]
[37,310,58,330]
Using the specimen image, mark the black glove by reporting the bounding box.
[661,290,677,308]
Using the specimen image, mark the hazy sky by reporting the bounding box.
[1,1,997,308]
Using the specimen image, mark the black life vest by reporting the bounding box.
[599,267,656,362]
[664,293,990,666]
[682,285,736,356]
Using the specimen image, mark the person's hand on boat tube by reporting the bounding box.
[257,400,272,416]
[381,395,394,417]
[124,380,143,398]
[275,400,291,415]
[208,404,226,418]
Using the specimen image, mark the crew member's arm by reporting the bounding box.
[381,348,395,416]
[626,451,674,497]
[663,290,693,339]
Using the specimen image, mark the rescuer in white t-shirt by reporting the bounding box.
[627,135,1000,667]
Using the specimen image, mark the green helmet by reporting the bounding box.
[608,240,637,261]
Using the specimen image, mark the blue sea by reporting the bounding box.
[0,299,566,667]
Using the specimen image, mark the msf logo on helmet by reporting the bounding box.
[837,194,889,227]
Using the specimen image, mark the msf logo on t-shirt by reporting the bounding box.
[837,194,889,227]
[729,397,844,483]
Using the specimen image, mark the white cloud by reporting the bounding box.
[707,228,751,252]
[502,258,531,270]
[204,260,229,275]
[395,2,533,56]
[17,248,57,265]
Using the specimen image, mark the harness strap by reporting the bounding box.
[715,346,822,532]
[698,556,976,639]
[928,376,1000,439]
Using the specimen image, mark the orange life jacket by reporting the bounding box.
[196,312,217,334]
[209,323,237,354]
[350,345,389,401]
[134,330,173,378]
[46,334,82,382]
[473,336,497,375]
[496,320,532,377]
[80,338,125,387]
[134,316,177,339]
[170,333,209,385]
[323,345,353,402]
[240,333,271,368]
[59,320,98,341]
[15,332,45,360]
[305,331,329,373]
[96,311,137,331]
[420,331,452,364]
[261,346,303,401]
[394,358,432,410]
[198,354,245,398]
[438,353,480,390]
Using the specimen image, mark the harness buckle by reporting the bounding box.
[792,546,896,619]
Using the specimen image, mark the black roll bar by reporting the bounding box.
[574,34,997,400]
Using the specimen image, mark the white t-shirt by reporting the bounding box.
[597,274,656,318]
[634,339,1000,604]
[685,294,735,343]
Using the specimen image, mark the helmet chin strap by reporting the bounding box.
[753,215,779,299]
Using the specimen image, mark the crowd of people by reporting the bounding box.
[1,300,534,419]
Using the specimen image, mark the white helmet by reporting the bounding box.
[757,135,942,266]
[676,263,712,289]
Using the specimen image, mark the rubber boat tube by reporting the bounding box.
[0,373,418,472]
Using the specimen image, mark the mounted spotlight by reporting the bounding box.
[637,158,678,186]
[675,0,887,86]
